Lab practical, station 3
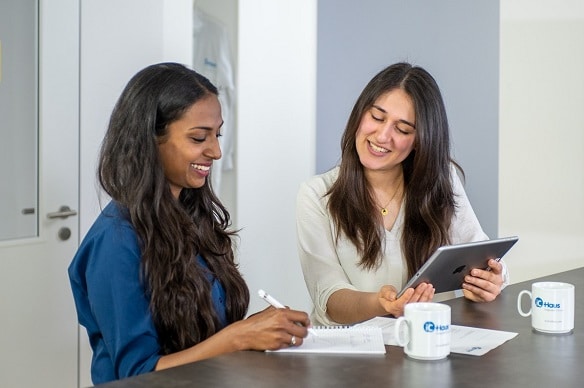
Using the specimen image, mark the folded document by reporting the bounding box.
[355,316,518,356]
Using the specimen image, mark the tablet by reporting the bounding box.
[397,236,519,297]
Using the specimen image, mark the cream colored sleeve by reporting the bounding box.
[450,166,510,288]
[450,167,489,243]
[295,179,358,326]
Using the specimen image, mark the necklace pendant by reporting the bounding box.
[381,208,388,216]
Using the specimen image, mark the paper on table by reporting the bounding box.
[269,326,386,354]
[354,316,518,356]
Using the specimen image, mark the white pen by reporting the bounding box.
[258,289,318,336]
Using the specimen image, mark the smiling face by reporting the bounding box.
[355,88,416,175]
[157,94,223,199]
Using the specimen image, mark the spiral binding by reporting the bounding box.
[313,325,352,330]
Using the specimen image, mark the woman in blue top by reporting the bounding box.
[68,63,310,384]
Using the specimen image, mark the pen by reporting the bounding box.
[258,289,318,336]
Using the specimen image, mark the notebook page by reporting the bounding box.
[270,326,386,354]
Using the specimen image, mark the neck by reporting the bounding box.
[367,166,405,217]
[366,165,404,192]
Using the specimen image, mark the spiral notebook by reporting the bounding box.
[271,326,386,354]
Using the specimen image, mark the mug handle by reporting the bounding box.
[394,317,410,346]
[517,290,532,317]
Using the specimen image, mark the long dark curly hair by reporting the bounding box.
[98,62,249,354]
[327,62,459,278]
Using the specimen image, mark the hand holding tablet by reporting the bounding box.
[397,236,518,298]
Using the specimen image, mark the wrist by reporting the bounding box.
[222,321,248,351]
[375,292,395,317]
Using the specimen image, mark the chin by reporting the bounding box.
[187,180,207,190]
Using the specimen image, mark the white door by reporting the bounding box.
[0,0,80,387]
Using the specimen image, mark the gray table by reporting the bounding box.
[96,267,583,387]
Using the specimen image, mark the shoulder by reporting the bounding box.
[69,202,141,282]
[448,163,466,193]
[448,162,462,181]
[84,202,137,250]
[298,166,339,198]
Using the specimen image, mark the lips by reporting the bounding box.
[368,140,389,153]
[191,163,211,171]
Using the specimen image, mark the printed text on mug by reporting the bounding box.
[423,322,449,332]
[535,297,561,309]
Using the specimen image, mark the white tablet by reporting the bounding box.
[397,236,519,297]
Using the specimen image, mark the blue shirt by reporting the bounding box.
[68,202,227,384]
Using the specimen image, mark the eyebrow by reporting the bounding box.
[187,121,225,132]
[371,105,416,129]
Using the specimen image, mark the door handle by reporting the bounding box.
[47,205,78,219]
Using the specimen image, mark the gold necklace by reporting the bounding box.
[378,181,402,216]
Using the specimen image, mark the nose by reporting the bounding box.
[205,136,222,160]
[375,122,394,144]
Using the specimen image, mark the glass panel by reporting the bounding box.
[0,0,38,241]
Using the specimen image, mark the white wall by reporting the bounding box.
[236,0,316,314]
[499,0,584,282]
[195,0,239,230]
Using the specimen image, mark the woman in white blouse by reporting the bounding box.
[296,62,509,326]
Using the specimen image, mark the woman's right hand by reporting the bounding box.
[230,306,311,351]
[377,283,435,317]
[155,306,310,371]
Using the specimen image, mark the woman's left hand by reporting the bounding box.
[462,259,504,302]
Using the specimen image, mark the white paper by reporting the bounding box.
[269,326,386,354]
[354,316,518,356]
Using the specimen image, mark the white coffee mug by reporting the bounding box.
[517,281,575,334]
[394,302,451,360]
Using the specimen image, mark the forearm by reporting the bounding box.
[155,323,244,371]
[326,289,387,325]
[155,307,311,370]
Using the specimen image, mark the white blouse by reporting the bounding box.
[295,165,505,326]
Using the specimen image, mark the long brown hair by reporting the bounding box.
[98,63,249,354]
[327,62,459,278]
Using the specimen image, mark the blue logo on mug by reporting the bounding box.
[534,297,560,309]
[423,321,449,332]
